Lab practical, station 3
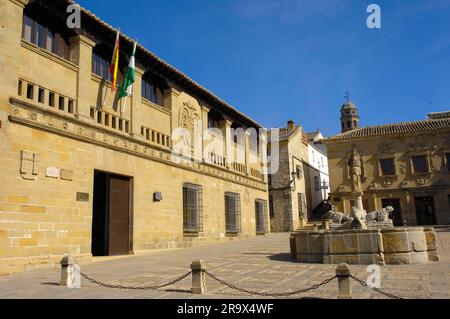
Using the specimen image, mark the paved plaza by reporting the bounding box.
[0,230,449,299]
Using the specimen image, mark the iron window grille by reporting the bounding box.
[225,192,241,234]
[183,183,203,234]
[255,199,268,234]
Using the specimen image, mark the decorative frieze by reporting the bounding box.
[9,98,267,191]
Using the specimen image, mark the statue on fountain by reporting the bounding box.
[322,149,395,230]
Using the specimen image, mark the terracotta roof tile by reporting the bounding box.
[66,0,261,128]
[428,111,450,120]
[323,118,450,142]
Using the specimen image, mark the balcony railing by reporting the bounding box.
[141,125,171,150]
[17,78,75,116]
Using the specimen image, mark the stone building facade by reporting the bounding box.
[323,102,450,227]
[268,120,309,232]
[0,0,269,274]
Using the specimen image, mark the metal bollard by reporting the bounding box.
[191,259,207,294]
[336,263,352,299]
[60,255,81,289]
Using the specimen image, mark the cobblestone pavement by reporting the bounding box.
[0,230,449,299]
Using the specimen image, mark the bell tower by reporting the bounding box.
[340,91,359,133]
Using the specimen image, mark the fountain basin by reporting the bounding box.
[290,227,439,265]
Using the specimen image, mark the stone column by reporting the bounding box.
[223,119,233,169]
[244,131,251,175]
[200,105,209,162]
[130,66,145,137]
[70,34,96,123]
[167,87,180,147]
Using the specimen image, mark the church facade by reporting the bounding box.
[323,103,450,227]
[0,0,269,274]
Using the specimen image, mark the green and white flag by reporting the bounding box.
[119,41,137,113]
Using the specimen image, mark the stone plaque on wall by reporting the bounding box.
[60,169,74,181]
[46,167,59,179]
[76,192,89,202]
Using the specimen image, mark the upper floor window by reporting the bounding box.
[141,72,167,107]
[208,110,224,130]
[379,158,396,176]
[22,14,70,60]
[142,79,158,104]
[411,155,429,174]
[92,52,111,81]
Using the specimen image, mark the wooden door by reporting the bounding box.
[108,175,130,255]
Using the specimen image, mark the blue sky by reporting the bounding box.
[77,0,450,135]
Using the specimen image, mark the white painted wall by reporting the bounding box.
[307,132,330,210]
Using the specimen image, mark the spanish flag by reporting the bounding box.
[109,31,120,92]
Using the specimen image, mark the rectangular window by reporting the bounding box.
[118,119,123,131]
[38,88,45,103]
[26,84,34,100]
[446,153,450,172]
[225,192,241,234]
[90,107,95,119]
[97,111,102,124]
[48,92,55,107]
[183,184,203,233]
[142,79,158,104]
[255,199,267,234]
[45,29,55,52]
[92,52,110,81]
[125,121,129,133]
[379,158,396,176]
[36,22,45,48]
[411,155,428,173]
[68,100,74,114]
[58,96,65,111]
[111,116,116,129]
[22,15,35,43]
[18,80,23,96]
[22,15,70,60]
[104,114,110,127]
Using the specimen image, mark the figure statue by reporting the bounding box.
[366,207,394,224]
[322,206,353,227]
[348,148,363,194]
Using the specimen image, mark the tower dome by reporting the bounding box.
[340,101,359,133]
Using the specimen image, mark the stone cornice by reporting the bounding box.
[70,34,96,48]
[9,0,29,8]
[8,98,267,191]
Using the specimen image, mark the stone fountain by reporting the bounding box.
[290,149,440,265]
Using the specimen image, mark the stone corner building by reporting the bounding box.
[323,101,450,227]
[0,0,269,274]
[267,120,310,232]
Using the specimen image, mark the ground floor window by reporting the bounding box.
[183,183,203,233]
[225,192,241,234]
[255,199,268,234]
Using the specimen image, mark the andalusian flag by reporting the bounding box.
[109,31,120,92]
[119,41,137,113]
